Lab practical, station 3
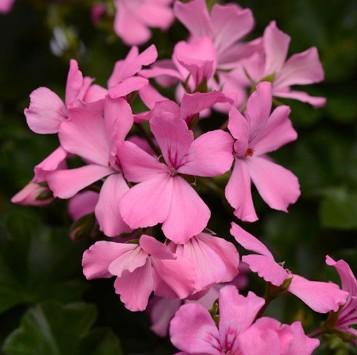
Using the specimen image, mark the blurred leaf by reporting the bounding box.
[3,302,122,355]
[0,209,86,314]
[320,188,357,229]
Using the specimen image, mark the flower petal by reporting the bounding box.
[68,191,99,220]
[228,106,249,155]
[248,156,300,212]
[274,89,326,108]
[162,177,210,243]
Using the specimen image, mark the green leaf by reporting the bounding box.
[0,210,87,314]
[3,302,122,355]
[320,188,357,229]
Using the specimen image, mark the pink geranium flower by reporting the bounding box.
[47,97,133,237]
[243,21,326,107]
[25,59,106,134]
[11,147,67,206]
[82,234,194,311]
[231,223,348,313]
[0,0,14,13]
[326,256,357,342]
[114,0,174,46]
[225,81,300,222]
[170,285,319,354]
[118,101,233,243]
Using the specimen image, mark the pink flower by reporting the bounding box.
[108,45,158,99]
[0,0,14,13]
[68,191,99,221]
[82,234,194,311]
[47,97,133,237]
[25,59,106,134]
[170,232,239,292]
[326,256,357,342]
[114,0,174,46]
[170,285,319,354]
[11,147,67,206]
[231,222,348,313]
[243,21,326,107]
[225,81,300,222]
[118,101,233,243]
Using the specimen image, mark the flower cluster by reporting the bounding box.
[13,0,356,353]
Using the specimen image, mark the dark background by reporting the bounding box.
[0,0,356,354]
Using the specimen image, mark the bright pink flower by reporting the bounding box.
[82,234,194,311]
[0,0,14,13]
[326,256,357,342]
[47,97,133,237]
[243,21,326,107]
[118,101,233,243]
[114,0,174,45]
[25,60,106,134]
[170,285,270,354]
[108,45,158,99]
[12,147,67,206]
[231,223,348,313]
[225,81,300,222]
[170,233,239,292]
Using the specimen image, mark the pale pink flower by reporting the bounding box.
[0,0,14,13]
[231,223,348,313]
[243,21,326,107]
[108,45,158,99]
[82,234,194,311]
[225,81,300,222]
[326,256,357,342]
[25,59,106,134]
[170,285,317,354]
[11,147,67,206]
[114,0,174,45]
[118,101,233,243]
[47,97,133,237]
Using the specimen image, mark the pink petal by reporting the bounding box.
[263,21,290,76]
[289,274,348,313]
[230,222,273,258]
[180,91,232,124]
[114,0,151,45]
[173,233,239,292]
[84,84,107,103]
[170,303,220,355]
[109,246,148,277]
[275,47,324,88]
[0,0,15,13]
[251,105,297,155]
[245,81,272,134]
[114,260,155,311]
[24,87,66,134]
[228,106,249,155]
[59,103,109,166]
[118,141,167,183]
[139,235,175,260]
[162,177,210,243]
[109,76,149,99]
[210,4,254,58]
[219,286,265,335]
[120,175,173,229]
[95,174,131,237]
[47,165,112,199]
[243,254,289,287]
[138,84,167,110]
[68,191,99,220]
[248,156,300,212]
[174,0,212,38]
[150,106,193,168]
[225,159,258,222]
[65,59,90,108]
[274,89,326,108]
[82,241,136,279]
[33,147,67,182]
[11,181,53,207]
[326,255,357,295]
[135,1,174,29]
[178,130,233,177]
